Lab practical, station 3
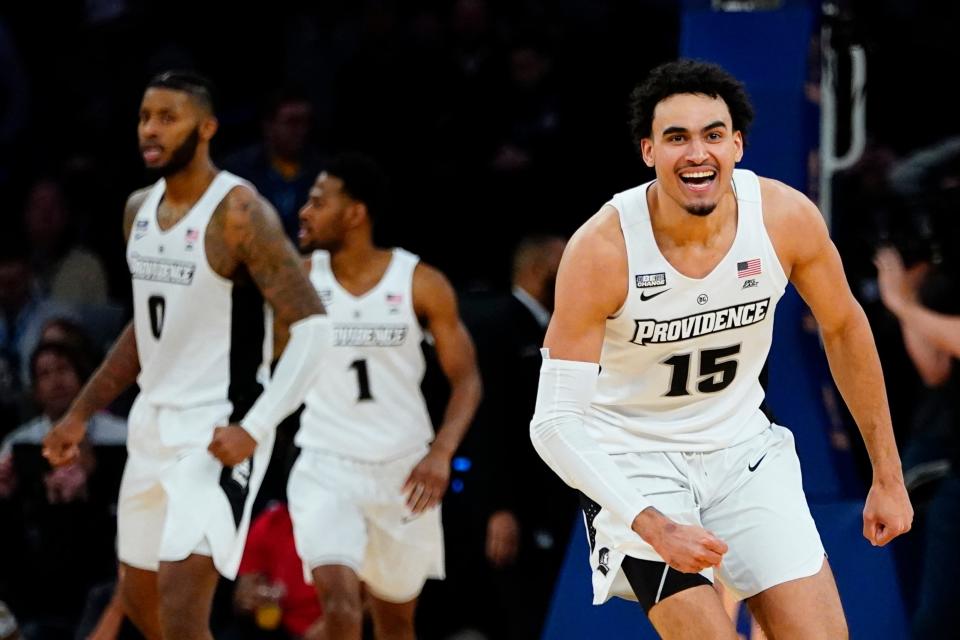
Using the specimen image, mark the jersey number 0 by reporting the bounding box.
[148,295,166,339]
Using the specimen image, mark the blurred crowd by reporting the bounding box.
[0,1,957,639]
[833,136,960,638]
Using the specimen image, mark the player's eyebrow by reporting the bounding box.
[661,121,727,137]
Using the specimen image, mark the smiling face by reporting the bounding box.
[640,92,743,217]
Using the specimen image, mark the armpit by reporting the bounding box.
[123,186,153,243]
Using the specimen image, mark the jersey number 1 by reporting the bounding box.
[662,344,740,396]
[349,359,374,401]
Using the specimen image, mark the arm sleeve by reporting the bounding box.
[529,350,651,527]
[241,315,331,443]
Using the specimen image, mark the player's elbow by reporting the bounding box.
[529,411,573,461]
[818,298,868,344]
[529,412,552,448]
[529,414,565,476]
[452,364,483,408]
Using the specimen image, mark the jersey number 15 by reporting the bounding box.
[662,344,740,397]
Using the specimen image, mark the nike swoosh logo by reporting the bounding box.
[748,453,767,472]
[639,288,671,301]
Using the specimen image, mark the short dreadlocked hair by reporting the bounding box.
[147,70,217,115]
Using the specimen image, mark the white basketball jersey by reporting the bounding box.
[296,248,434,460]
[127,171,270,417]
[590,169,787,454]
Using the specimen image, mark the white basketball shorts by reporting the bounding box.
[585,423,825,603]
[116,396,274,579]
[288,446,445,603]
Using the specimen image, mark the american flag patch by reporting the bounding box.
[185,228,199,242]
[386,293,403,304]
[737,258,761,278]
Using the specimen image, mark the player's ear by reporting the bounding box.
[640,138,655,168]
[733,130,743,163]
[345,201,367,228]
[200,115,218,142]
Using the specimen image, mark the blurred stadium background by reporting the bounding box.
[0,0,957,638]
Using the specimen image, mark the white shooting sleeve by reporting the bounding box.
[241,315,331,443]
[530,349,651,526]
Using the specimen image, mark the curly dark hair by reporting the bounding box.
[629,59,754,151]
[325,152,390,223]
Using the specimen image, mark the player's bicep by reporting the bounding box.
[543,296,608,363]
[790,225,861,334]
[769,186,863,334]
[543,224,624,363]
[434,320,479,386]
[227,193,324,327]
[417,267,478,383]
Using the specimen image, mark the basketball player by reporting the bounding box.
[530,59,913,639]
[291,153,482,640]
[42,71,330,640]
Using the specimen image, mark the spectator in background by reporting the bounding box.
[0,244,77,393]
[22,178,110,307]
[231,502,322,640]
[489,39,561,177]
[0,339,126,639]
[485,234,575,640]
[0,339,124,498]
[876,246,960,639]
[39,318,102,362]
[223,89,325,244]
[877,257,957,488]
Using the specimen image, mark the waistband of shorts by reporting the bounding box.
[300,444,429,466]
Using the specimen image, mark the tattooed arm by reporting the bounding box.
[208,187,328,465]
[269,258,313,359]
[43,189,149,466]
[220,187,324,325]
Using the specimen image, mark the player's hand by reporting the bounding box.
[874,247,915,316]
[486,510,520,568]
[402,447,451,514]
[863,478,913,546]
[42,412,87,467]
[632,508,728,574]
[208,425,256,467]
